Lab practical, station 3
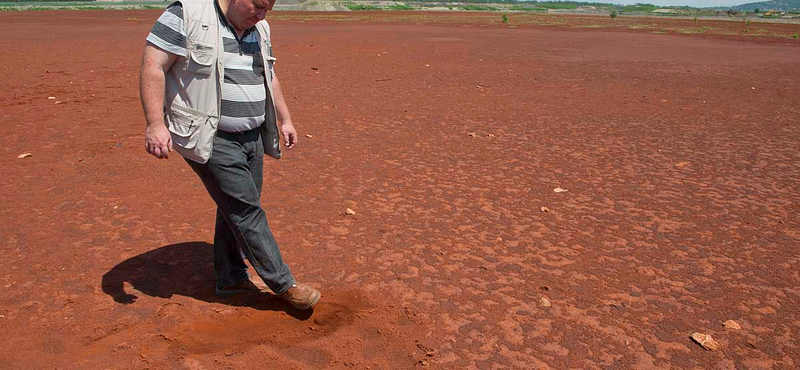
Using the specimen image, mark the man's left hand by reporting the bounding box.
[281,122,297,149]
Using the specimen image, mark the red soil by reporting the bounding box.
[1,9,798,369]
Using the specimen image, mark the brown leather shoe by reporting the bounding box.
[278,282,321,310]
[215,277,269,297]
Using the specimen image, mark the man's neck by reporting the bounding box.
[216,0,246,38]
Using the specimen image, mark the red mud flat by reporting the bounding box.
[1,9,799,370]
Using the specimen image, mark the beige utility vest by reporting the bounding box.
[164,0,281,164]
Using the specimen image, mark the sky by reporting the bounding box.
[608,0,750,7]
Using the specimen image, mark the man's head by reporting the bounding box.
[222,0,276,32]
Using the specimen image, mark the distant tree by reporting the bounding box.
[755,8,760,13]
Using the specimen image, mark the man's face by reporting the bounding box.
[228,0,275,31]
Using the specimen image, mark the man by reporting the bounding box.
[139,0,320,310]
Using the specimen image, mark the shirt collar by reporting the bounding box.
[214,0,255,41]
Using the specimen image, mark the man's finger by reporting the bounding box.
[168,136,173,152]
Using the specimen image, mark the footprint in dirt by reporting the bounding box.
[162,294,359,356]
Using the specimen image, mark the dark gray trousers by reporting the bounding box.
[186,127,294,294]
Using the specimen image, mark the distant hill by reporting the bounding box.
[731,0,800,11]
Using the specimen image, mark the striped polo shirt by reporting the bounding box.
[146,2,270,133]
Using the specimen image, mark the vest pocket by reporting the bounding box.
[167,105,208,150]
[188,42,215,77]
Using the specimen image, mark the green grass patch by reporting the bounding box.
[460,5,498,11]
[387,3,414,11]
[342,2,379,11]
[0,1,167,10]
[619,4,658,12]
[510,6,549,12]
[534,2,577,10]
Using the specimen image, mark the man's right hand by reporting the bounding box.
[145,124,173,159]
[140,43,178,160]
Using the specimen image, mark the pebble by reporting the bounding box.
[723,320,741,330]
[691,332,721,351]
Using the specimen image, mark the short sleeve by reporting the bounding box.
[145,3,187,56]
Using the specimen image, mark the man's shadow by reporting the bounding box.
[101,242,312,320]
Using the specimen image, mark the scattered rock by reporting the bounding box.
[486,133,495,138]
[553,188,568,193]
[723,320,741,330]
[305,134,313,138]
[675,162,689,168]
[691,332,721,351]
[345,208,356,215]
[47,96,56,100]
[540,206,550,212]
[468,132,477,137]
[539,297,552,307]
[17,153,32,159]
[55,101,63,104]
[538,286,550,291]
